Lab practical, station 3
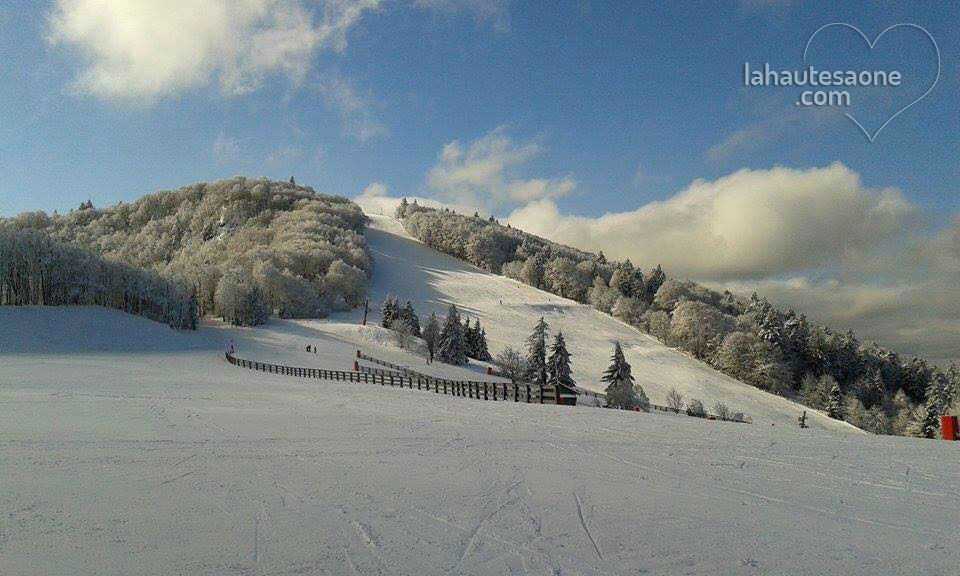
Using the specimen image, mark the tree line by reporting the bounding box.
[0,228,196,329]
[1,178,372,327]
[396,200,958,437]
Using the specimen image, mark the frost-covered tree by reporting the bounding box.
[215,268,269,326]
[438,304,468,365]
[381,296,399,328]
[799,374,835,410]
[918,371,953,438]
[524,317,549,386]
[547,330,576,391]
[395,198,409,219]
[826,381,845,420]
[602,342,648,410]
[422,312,441,364]
[495,346,527,384]
[666,387,685,413]
[670,300,735,360]
[473,322,492,361]
[642,264,666,303]
[324,260,367,310]
[399,300,421,337]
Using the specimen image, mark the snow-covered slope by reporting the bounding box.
[346,214,852,431]
[2,307,957,576]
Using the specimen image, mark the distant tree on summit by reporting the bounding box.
[395,198,409,219]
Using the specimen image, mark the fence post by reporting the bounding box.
[484,383,488,401]
[538,384,544,404]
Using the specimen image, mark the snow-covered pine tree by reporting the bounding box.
[474,324,492,361]
[547,330,576,391]
[919,371,953,438]
[395,198,409,219]
[463,317,478,358]
[381,296,399,328]
[826,381,845,420]
[601,342,648,410]
[642,264,666,303]
[610,259,636,297]
[438,304,468,365]
[422,312,441,364]
[400,300,421,337]
[524,317,549,385]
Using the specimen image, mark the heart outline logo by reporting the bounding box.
[803,23,940,142]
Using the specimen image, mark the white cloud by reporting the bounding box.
[47,0,379,101]
[507,163,915,280]
[359,181,388,198]
[427,126,575,210]
[317,77,388,142]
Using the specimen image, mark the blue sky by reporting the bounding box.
[0,0,958,363]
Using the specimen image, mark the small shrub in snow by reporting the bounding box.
[686,399,706,418]
[666,387,685,413]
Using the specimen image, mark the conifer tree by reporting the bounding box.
[524,317,549,385]
[463,317,478,358]
[400,300,421,337]
[422,312,441,364]
[381,296,399,328]
[395,198,409,219]
[602,342,648,410]
[438,304,468,365]
[919,372,952,438]
[826,381,845,420]
[474,324,492,361]
[547,330,576,391]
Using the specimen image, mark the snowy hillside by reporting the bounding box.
[346,214,854,432]
[2,307,958,576]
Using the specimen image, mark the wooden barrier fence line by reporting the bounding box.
[225,352,750,422]
[356,351,579,406]
[225,352,556,404]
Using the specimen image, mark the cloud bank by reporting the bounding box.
[507,163,915,279]
[47,0,380,101]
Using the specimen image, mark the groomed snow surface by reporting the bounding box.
[2,216,958,575]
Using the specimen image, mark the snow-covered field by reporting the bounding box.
[3,307,959,575]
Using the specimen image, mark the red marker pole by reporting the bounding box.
[941,415,958,441]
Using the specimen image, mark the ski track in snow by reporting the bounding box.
[2,215,959,575]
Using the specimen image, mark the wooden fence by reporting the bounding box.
[226,352,563,404]
[224,350,749,422]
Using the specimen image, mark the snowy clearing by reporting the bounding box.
[2,307,959,576]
